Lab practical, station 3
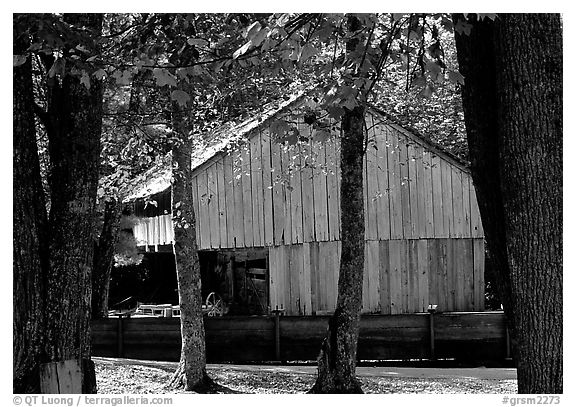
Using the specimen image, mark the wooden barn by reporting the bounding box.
[125,95,485,317]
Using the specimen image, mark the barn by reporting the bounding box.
[125,94,485,317]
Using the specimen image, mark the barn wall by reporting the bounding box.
[183,111,484,250]
[268,238,485,316]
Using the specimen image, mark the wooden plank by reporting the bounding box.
[286,145,303,243]
[374,125,390,240]
[398,134,412,239]
[290,244,302,315]
[260,131,274,246]
[365,115,379,241]
[268,246,279,310]
[222,154,236,248]
[216,160,227,248]
[427,239,438,309]
[362,243,370,312]
[206,164,220,248]
[452,168,464,238]
[197,171,211,249]
[240,143,254,247]
[436,239,449,312]
[313,141,329,241]
[441,161,454,237]
[407,143,420,239]
[388,240,402,314]
[416,146,430,238]
[250,133,264,247]
[166,214,174,244]
[462,239,475,311]
[407,239,419,313]
[379,240,391,314]
[387,128,403,239]
[462,174,472,238]
[470,180,484,238]
[277,245,288,311]
[309,242,319,314]
[431,154,445,238]
[363,144,370,239]
[416,240,429,312]
[300,243,312,315]
[473,239,486,311]
[446,239,457,311]
[454,239,466,310]
[270,140,286,245]
[325,138,340,241]
[335,135,341,239]
[301,141,316,243]
[367,240,380,313]
[231,149,245,247]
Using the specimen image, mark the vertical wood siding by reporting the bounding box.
[268,238,485,315]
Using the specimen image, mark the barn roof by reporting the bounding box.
[123,93,469,202]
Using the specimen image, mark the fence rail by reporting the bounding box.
[92,311,508,363]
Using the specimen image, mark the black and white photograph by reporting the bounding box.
[12,8,564,400]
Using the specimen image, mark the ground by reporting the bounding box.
[94,357,518,394]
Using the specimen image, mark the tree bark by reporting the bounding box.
[167,103,215,392]
[42,13,103,394]
[13,17,49,393]
[92,199,123,319]
[454,13,562,393]
[310,15,365,394]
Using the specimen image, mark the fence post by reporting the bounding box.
[117,315,124,358]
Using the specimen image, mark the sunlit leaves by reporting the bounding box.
[233,41,252,59]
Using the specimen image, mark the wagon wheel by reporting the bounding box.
[205,292,224,317]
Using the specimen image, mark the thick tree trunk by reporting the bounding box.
[310,105,365,394]
[92,199,123,319]
[454,14,562,393]
[43,13,103,394]
[494,14,562,394]
[13,20,49,393]
[167,105,214,392]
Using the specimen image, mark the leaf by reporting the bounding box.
[251,27,270,48]
[13,55,27,67]
[233,41,252,59]
[93,69,107,80]
[447,70,465,85]
[112,69,132,85]
[454,19,473,36]
[187,38,209,47]
[80,71,91,90]
[312,129,331,143]
[171,90,190,107]
[48,58,66,78]
[153,68,177,87]
[245,21,262,39]
[299,44,318,63]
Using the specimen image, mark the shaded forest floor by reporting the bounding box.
[94,357,517,394]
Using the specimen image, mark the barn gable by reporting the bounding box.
[128,99,485,316]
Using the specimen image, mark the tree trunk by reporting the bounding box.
[310,16,366,393]
[309,104,365,394]
[167,104,214,392]
[13,18,49,393]
[42,13,103,394]
[454,13,562,393]
[92,199,123,319]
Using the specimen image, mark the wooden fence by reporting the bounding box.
[92,311,508,363]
